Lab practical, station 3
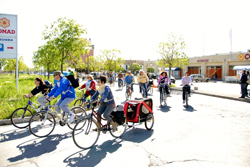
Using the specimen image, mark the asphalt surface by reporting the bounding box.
[0,83,250,167]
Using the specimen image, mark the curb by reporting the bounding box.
[0,119,12,126]
[172,87,250,103]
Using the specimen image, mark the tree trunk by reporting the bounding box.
[61,51,64,73]
[47,66,50,79]
[169,66,171,77]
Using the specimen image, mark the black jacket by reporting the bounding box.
[240,73,247,84]
[31,84,49,96]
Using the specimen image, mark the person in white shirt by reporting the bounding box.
[180,71,193,103]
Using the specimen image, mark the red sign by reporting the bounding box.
[245,54,250,60]
[197,59,209,62]
[7,46,14,49]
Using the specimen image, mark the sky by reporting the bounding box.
[0,0,250,68]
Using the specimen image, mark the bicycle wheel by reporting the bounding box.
[73,118,100,149]
[185,92,188,107]
[74,98,86,108]
[67,107,87,130]
[11,108,33,129]
[110,123,127,138]
[29,111,56,138]
[125,90,129,100]
[145,113,154,130]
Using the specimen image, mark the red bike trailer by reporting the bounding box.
[124,98,154,130]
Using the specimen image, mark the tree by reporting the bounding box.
[33,40,60,79]
[87,56,104,72]
[156,33,189,76]
[99,49,122,71]
[4,56,28,78]
[42,17,89,73]
[129,63,141,73]
[75,58,86,72]
[0,59,8,70]
[147,68,154,73]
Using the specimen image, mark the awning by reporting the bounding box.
[232,66,250,70]
[164,67,181,71]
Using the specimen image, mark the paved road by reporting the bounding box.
[0,83,249,167]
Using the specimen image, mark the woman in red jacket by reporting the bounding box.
[78,75,96,98]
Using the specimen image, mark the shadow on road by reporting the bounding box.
[156,105,172,112]
[64,139,122,167]
[183,105,196,112]
[122,128,154,143]
[0,128,31,143]
[8,132,72,162]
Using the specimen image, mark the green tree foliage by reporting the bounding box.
[42,17,89,73]
[87,56,104,72]
[4,56,28,77]
[75,58,86,72]
[33,40,60,79]
[147,68,154,73]
[0,59,8,70]
[157,33,189,76]
[129,63,141,73]
[99,49,124,71]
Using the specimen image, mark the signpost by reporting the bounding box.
[0,13,18,90]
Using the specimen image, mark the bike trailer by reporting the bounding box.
[124,98,153,123]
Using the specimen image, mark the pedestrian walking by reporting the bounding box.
[239,70,248,98]
[246,71,250,97]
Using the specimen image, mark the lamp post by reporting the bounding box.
[87,54,89,74]
[114,57,117,81]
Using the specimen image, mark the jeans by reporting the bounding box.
[84,90,96,99]
[246,83,248,96]
[126,83,133,92]
[182,85,190,100]
[97,104,114,123]
[241,83,247,98]
[139,82,148,97]
[55,98,75,115]
[159,84,169,94]
[118,79,123,87]
[37,96,48,108]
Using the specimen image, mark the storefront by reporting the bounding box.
[183,51,250,80]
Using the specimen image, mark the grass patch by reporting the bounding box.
[0,74,82,120]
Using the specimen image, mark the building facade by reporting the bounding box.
[183,51,250,80]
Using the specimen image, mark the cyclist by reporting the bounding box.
[90,75,118,132]
[157,71,170,96]
[78,74,96,99]
[137,70,149,97]
[118,71,124,87]
[24,77,50,110]
[124,71,134,92]
[46,71,76,123]
[180,71,193,103]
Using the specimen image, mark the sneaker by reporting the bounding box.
[69,114,75,123]
[110,122,118,132]
[183,100,185,104]
[189,94,191,97]
[167,94,170,97]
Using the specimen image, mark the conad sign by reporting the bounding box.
[238,53,250,60]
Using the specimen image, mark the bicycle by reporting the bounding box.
[183,84,191,107]
[118,79,123,90]
[29,98,87,138]
[147,80,153,95]
[125,83,132,100]
[74,89,90,109]
[72,101,127,149]
[140,83,147,98]
[11,97,43,129]
[159,83,167,107]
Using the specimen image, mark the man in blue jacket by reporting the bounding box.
[47,71,76,123]
[124,71,134,92]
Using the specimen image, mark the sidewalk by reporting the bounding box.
[172,79,250,103]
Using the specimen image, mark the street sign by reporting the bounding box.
[0,14,17,59]
[0,13,18,91]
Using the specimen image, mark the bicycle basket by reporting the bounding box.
[183,85,190,92]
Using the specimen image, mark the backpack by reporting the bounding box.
[44,80,53,92]
[66,75,79,88]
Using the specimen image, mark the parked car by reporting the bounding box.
[190,74,210,82]
[149,73,157,79]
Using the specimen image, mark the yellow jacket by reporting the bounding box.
[137,73,149,83]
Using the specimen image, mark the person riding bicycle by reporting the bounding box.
[118,71,124,87]
[24,77,51,110]
[124,71,134,92]
[78,74,96,99]
[137,70,149,97]
[157,71,170,97]
[107,71,113,84]
[46,71,76,123]
[90,75,118,132]
[180,71,193,103]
